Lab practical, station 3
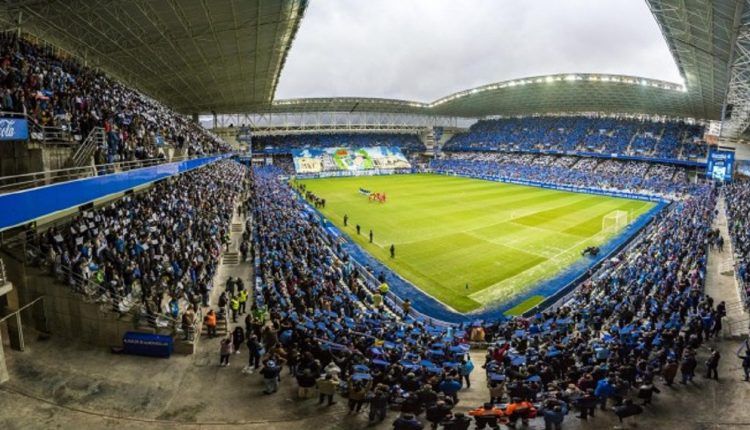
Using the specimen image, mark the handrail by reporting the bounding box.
[0,296,45,324]
[23,230,180,328]
[0,256,7,285]
[69,127,104,167]
[0,109,73,143]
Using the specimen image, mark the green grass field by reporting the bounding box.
[298,174,654,313]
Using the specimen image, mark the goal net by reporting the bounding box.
[602,210,628,234]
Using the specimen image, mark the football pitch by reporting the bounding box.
[298,174,654,313]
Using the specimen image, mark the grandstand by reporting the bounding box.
[0,1,749,430]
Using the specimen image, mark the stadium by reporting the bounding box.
[0,0,749,429]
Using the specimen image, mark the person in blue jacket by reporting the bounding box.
[594,377,615,410]
[460,357,475,389]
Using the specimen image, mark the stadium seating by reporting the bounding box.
[443,116,706,161]
[252,132,426,154]
[429,152,702,196]
[27,159,249,322]
[0,33,229,161]
[249,163,722,419]
[725,181,750,303]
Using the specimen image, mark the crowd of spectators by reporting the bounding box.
[30,159,250,324]
[430,152,703,197]
[443,116,706,161]
[252,133,426,154]
[244,162,725,428]
[0,32,229,162]
[724,180,750,303]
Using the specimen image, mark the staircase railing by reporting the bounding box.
[0,256,7,286]
[69,127,104,168]
[21,239,178,330]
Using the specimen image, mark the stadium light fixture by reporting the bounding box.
[545,76,554,83]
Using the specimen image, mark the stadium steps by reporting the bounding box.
[706,195,750,339]
[222,252,240,265]
[201,316,228,336]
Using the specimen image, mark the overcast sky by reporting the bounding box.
[275,0,682,102]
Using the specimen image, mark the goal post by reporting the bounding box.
[602,210,628,234]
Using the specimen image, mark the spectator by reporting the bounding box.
[392,413,424,430]
[468,402,503,430]
[316,373,338,406]
[219,337,233,367]
[261,360,281,394]
[612,399,643,428]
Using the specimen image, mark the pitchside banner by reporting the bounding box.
[291,146,411,173]
[706,149,735,182]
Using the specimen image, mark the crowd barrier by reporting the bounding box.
[0,154,231,232]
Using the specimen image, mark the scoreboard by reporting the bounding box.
[706,148,735,182]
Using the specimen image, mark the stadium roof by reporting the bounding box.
[646,0,741,122]
[0,0,742,123]
[267,74,694,118]
[265,0,744,122]
[0,0,307,113]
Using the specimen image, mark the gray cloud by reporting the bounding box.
[275,0,682,102]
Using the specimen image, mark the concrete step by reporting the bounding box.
[231,223,243,233]
[222,252,240,265]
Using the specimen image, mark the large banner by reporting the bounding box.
[706,148,735,182]
[292,146,411,174]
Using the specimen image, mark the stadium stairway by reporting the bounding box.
[195,203,252,349]
[706,193,749,339]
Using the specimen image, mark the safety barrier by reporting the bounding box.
[0,152,228,194]
[0,154,231,232]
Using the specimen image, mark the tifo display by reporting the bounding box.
[291,146,411,174]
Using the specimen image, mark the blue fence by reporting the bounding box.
[0,154,229,232]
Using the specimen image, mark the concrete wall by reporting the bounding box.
[2,252,135,348]
[0,141,74,178]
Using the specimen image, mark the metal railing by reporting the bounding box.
[0,256,7,286]
[0,110,73,144]
[69,127,104,168]
[22,239,177,329]
[0,152,227,194]
[0,296,46,351]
